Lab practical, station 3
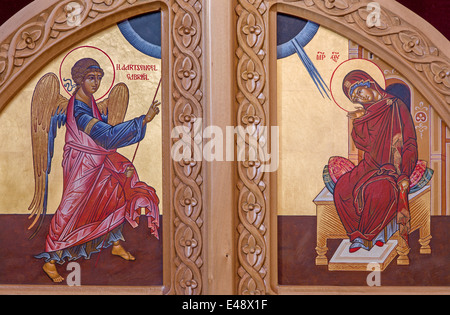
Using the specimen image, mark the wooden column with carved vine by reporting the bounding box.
[236,0,272,295]
[169,0,205,295]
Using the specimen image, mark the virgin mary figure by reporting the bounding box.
[332,70,418,253]
[30,58,161,282]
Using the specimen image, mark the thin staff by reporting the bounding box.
[132,77,162,164]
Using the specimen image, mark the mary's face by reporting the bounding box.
[350,86,376,104]
[81,71,103,95]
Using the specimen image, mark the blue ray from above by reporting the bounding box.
[277,13,330,99]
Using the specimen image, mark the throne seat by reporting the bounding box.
[314,185,432,269]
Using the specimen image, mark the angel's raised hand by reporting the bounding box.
[144,100,161,124]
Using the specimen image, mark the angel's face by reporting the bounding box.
[81,71,103,95]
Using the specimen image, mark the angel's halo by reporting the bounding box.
[330,58,386,112]
[59,45,116,101]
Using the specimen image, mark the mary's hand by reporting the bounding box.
[398,179,410,193]
[144,100,161,125]
[347,106,366,119]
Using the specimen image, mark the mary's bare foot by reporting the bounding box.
[43,261,64,283]
[111,242,135,261]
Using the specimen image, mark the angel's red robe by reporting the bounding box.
[333,71,418,249]
[36,95,159,263]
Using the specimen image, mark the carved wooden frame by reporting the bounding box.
[0,0,205,295]
[235,0,449,295]
[0,0,449,295]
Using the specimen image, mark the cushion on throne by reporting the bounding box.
[323,156,433,195]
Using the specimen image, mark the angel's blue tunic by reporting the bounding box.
[74,99,147,150]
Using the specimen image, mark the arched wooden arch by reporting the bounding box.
[0,0,448,295]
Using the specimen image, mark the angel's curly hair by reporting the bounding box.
[71,58,104,94]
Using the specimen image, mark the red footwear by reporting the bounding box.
[349,247,360,253]
[375,241,384,247]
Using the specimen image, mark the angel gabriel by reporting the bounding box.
[28,58,161,283]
